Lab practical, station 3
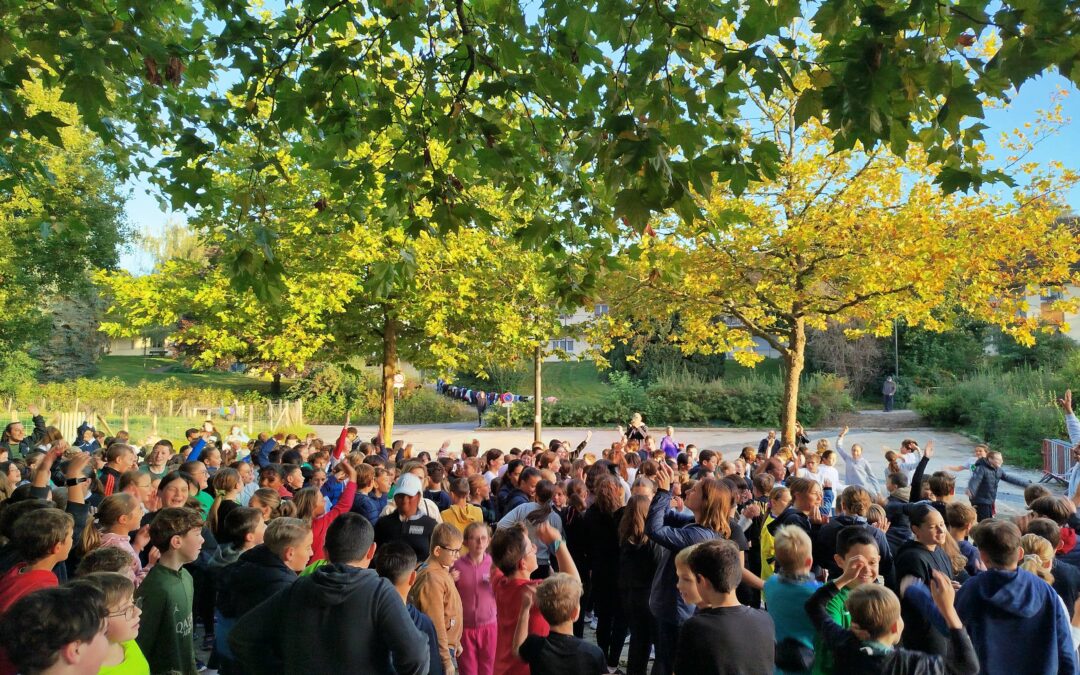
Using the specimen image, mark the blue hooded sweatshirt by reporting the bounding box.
[955,568,1077,675]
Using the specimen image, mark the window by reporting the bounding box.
[549,339,575,352]
[593,304,609,316]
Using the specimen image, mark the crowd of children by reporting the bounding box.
[1,404,1079,675]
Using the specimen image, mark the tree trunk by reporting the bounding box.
[271,372,281,397]
[380,311,397,446]
[534,345,542,443]
[780,318,806,447]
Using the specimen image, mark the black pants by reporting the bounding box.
[651,617,680,675]
[622,590,654,675]
[975,502,994,521]
[594,585,628,668]
[884,394,895,411]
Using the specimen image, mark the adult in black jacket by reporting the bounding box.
[373,474,438,561]
[217,519,309,621]
[0,405,46,459]
[814,486,895,586]
[230,513,428,675]
[625,413,649,443]
[891,504,953,658]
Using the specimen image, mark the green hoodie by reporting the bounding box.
[812,584,851,675]
[135,565,197,675]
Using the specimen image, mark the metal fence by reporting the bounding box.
[1041,438,1073,485]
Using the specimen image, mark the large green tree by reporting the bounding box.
[97,122,563,437]
[0,81,130,365]
[7,0,1080,300]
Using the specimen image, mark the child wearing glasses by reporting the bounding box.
[409,523,465,675]
[72,571,149,674]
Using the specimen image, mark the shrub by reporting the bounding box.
[913,365,1069,468]
[483,371,854,429]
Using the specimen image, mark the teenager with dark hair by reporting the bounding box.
[230,513,429,674]
[892,503,952,658]
[674,539,774,674]
[375,540,442,675]
[956,519,1077,674]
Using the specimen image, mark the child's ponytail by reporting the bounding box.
[80,493,137,555]
[208,468,241,537]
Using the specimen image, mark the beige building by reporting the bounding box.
[545,303,780,362]
[545,303,608,361]
[1023,285,1080,340]
[105,335,169,357]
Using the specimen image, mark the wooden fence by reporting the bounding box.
[4,398,304,439]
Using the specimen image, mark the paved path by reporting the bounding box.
[313,418,1048,516]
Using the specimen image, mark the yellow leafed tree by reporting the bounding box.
[598,87,1080,445]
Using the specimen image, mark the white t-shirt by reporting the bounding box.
[819,465,841,489]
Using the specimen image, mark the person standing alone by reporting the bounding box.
[882,376,897,412]
[476,392,488,427]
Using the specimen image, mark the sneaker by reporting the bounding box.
[195,660,207,672]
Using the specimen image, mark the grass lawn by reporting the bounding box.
[93,356,283,392]
[723,358,783,380]
[528,362,613,405]
[457,361,614,405]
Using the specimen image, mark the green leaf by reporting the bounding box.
[24,112,68,147]
[613,189,651,231]
[793,89,823,128]
[937,83,983,133]
[935,166,979,193]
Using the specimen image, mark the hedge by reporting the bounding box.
[484,371,855,429]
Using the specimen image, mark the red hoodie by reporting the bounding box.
[1060,526,1077,555]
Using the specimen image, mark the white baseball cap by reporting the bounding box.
[394,473,423,497]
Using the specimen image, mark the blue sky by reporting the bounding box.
[118,70,1080,274]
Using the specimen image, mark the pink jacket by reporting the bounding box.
[452,552,497,627]
[100,532,149,585]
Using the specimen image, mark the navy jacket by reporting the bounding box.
[645,489,718,624]
[956,568,1077,675]
[967,459,1029,506]
[400,605,442,675]
[254,438,277,468]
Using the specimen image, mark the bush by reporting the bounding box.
[483,370,855,429]
[913,365,1069,468]
[290,362,472,425]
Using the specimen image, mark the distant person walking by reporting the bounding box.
[882,376,897,412]
[476,392,488,427]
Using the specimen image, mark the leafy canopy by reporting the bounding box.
[6,0,1080,295]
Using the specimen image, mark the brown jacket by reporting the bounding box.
[409,560,463,673]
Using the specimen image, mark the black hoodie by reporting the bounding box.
[229,562,429,675]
